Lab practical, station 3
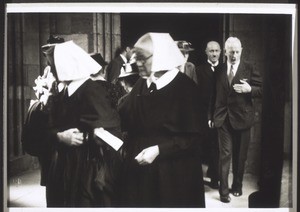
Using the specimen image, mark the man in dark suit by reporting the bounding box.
[105,46,135,104]
[196,41,221,189]
[105,46,133,84]
[214,37,262,203]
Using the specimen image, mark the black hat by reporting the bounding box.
[90,53,108,67]
[42,35,64,55]
[175,40,194,52]
[47,35,65,44]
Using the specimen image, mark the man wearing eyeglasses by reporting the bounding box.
[118,32,205,207]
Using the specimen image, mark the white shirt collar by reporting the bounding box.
[120,54,127,63]
[65,77,89,96]
[207,59,219,67]
[146,68,179,90]
[227,60,240,75]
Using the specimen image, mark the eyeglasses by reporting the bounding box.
[135,54,153,64]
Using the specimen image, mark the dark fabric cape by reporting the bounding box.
[40,79,122,207]
[22,101,53,157]
[118,72,205,207]
[22,100,57,186]
[195,62,221,178]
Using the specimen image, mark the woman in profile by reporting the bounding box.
[118,32,205,207]
[25,39,123,207]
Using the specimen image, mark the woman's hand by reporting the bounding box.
[57,128,84,146]
[135,145,159,165]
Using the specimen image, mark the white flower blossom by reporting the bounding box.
[33,66,57,106]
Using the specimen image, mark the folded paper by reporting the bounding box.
[94,128,123,151]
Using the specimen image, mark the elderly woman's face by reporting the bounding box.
[134,49,153,79]
[42,46,59,81]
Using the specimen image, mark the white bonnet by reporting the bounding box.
[53,41,101,81]
[134,33,185,72]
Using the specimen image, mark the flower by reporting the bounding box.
[33,66,57,106]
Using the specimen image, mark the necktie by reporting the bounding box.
[211,65,215,72]
[62,84,68,99]
[123,63,132,73]
[228,65,234,85]
[149,83,157,93]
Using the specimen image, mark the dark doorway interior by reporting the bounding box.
[121,13,224,66]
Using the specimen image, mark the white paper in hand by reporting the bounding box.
[94,128,123,151]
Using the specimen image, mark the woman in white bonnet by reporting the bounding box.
[118,32,205,207]
[38,40,122,207]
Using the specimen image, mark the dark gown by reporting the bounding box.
[118,72,205,208]
[196,63,221,181]
[46,79,122,207]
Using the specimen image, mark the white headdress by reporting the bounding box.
[53,41,101,81]
[134,33,185,72]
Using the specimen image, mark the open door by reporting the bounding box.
[121,13,224,66]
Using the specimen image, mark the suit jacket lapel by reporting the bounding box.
[228,62,244,94]
[204,63,214,80]
[222,64,231,90]
[233,62,250,84]
[221,61,250,94]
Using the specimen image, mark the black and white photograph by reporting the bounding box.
[2,2,297,212]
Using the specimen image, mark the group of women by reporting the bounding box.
[23,32,206,208]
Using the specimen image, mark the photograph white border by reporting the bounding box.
[3,2,298,212]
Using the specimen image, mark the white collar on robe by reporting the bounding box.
[120,54,127,63]
[90,75,106,81]
[67,77,89,96]
[58,77,89,97]
[146,68,179,90]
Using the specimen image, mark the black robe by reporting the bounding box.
[45,79,122,207]
[118,72,205,207]
[195,62,221,181]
